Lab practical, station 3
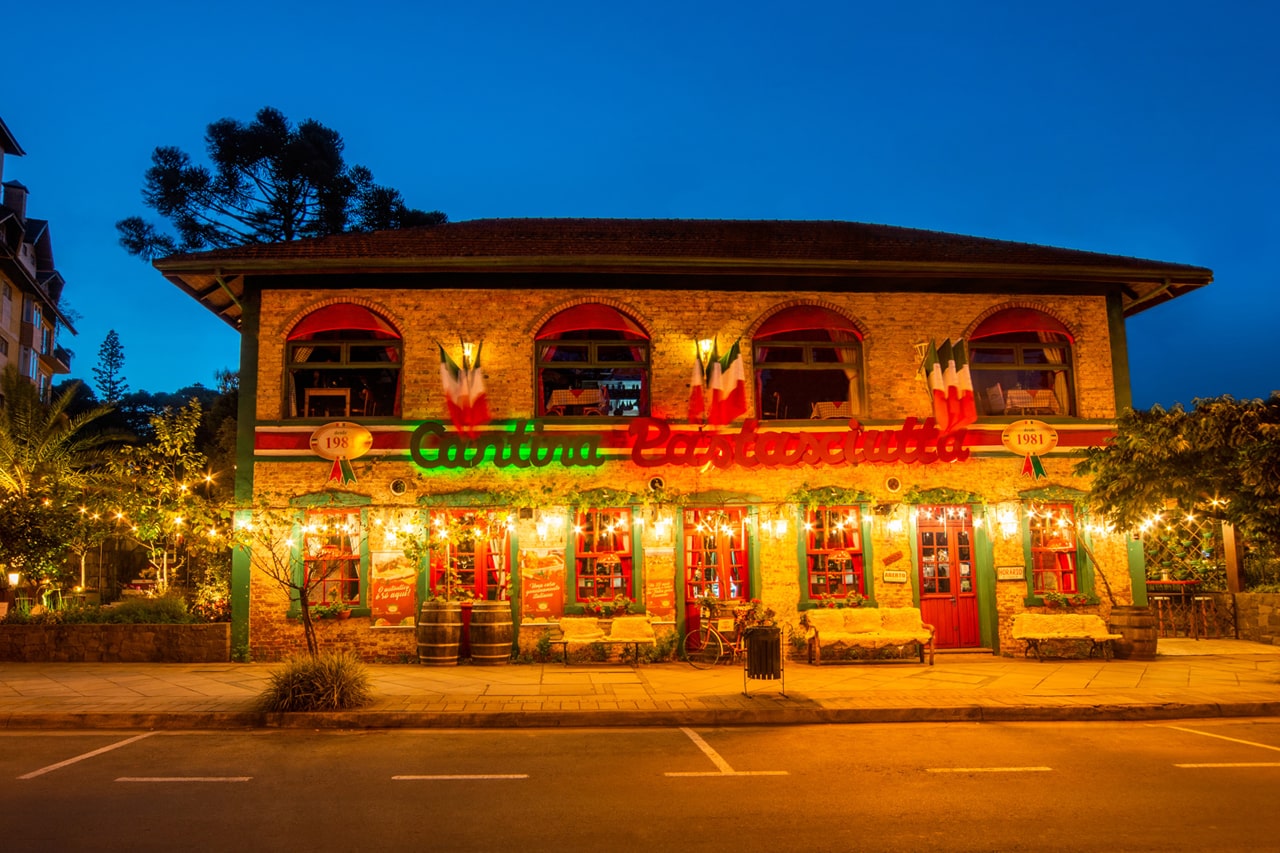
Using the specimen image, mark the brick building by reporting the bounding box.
[155,219,1211,661]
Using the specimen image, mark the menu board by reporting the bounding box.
[645,575,676,619]
[520,550,565,618]
[369,550,416,625]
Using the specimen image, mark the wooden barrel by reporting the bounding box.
[417,601,462,666]
[469,600,514,665]
[1109,605,1158,660]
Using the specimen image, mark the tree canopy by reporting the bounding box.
[1076,394,1280,544]
[117,106,446,260]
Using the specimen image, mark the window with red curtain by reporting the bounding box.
[969,309,1074,418]
[535,304,649,418]
[753,306,862,420]
[683,508,751,603]
[1029,503,1079,595]
[428,510,511,601]
[302,509,362,606]
[574,509,633,603]
[805,506,865,601]
[286,304,402,419]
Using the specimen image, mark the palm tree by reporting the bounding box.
[0,367,122,498]
[0,367,125,598]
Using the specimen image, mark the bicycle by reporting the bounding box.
[682,604,747,669]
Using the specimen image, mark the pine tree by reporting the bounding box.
[93,330,129,404]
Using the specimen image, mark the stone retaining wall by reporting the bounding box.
[1228,593,1280,646]
[0,624,231,662]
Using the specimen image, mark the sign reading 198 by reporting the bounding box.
[310,422,374,461]
[999,419,1058,455]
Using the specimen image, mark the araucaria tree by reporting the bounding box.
[116,106,446,260]
[1077,394,1280,544]
[93,329,129,404]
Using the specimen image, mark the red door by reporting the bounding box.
[917,505,980,649]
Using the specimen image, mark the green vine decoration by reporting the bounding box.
[902,485,986,507]
[1018,485,1088,511]
[785,484,873,509]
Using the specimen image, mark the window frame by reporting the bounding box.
[428,509,512,601]
[285,306,403,421]
[301,509,364,608]
[802,505,868,604]
[534,333,650,418]
[752,329,863,420]
[1026,502,1081,597]
[682,507,754,604]
[969,327,1075,418]
[572,508,634,604]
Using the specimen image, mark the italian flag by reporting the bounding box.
[439,343,490,438]
[922,338,976,434]
[709,340,747,427]
[923,341,949,426]
[688,341,707,423]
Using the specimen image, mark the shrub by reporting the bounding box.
[257,651,372,713]
[103,595,195,624]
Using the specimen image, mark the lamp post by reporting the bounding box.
[6,571,19,607]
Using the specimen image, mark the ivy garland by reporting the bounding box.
[785,483,874,509]
[901,485,987,507]
[1017,485,1089,512]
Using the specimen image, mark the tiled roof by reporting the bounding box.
[154,218,1213,329]
[159,217,1210,274]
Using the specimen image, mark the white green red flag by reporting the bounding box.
[438,343,490,438]
[709,340,747,427]
[688,341,707,423]
[922,338,976,434]
[923,341,949,426]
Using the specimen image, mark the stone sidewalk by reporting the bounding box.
[1,638,1278,729]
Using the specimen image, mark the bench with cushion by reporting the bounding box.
[1011,612,1123,661]
[550,615,657,665]
[804,606,935,665]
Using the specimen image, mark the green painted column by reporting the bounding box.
[230,285,259,657]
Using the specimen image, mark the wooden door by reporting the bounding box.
[916,505,980,649]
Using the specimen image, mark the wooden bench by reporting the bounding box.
[804,606,935,665]
[1011,613,1123,661]
[550,615,657,665]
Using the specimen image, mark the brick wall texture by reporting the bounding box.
[242,285,1135,661]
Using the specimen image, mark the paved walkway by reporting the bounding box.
[2,638,1278,729]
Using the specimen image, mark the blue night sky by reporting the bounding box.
[5,1,1277,407]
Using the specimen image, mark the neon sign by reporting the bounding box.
[409,417,968,470]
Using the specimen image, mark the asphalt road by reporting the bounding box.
[4,720,1280,852]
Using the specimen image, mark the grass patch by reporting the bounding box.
[257,651,372,712]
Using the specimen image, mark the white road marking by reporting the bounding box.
[19,732,158,780]
[393,774,528,780]
[117,777,251,782]
[664,727,789,777]
[1163,724,1280,753]
[1175,763,1280,769]
[927,767,1053,773]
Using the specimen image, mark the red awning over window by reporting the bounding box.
[754,306,861,339]
[970,309,1073,342]
[288,304,400,340]
[536,304,647,340]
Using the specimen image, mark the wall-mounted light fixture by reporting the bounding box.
[698,339,714,360]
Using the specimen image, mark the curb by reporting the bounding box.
[5,701,1280,730]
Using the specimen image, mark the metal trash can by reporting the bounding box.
[742,626,785,697]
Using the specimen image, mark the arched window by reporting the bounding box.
[753,306,862,420]
[969,309,1074,417]
[286,304,402,419]
[535,304,649,417]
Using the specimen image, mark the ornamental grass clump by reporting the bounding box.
[257,651,372,713]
